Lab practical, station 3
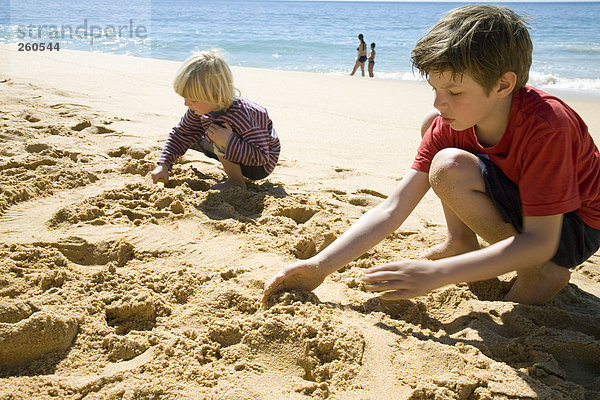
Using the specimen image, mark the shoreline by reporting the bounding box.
[2,43,598,113]
[2,42,599,99]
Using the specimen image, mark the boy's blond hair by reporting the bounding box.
[173,50,238,110]
[411,5,532,94]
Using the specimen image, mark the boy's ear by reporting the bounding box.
[495,72,518,98]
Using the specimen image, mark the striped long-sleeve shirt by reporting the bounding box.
[157,97,280,174]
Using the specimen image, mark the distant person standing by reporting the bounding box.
[368,42,376,78]
[350,34,367,76]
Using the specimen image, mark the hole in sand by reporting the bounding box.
[275,206,318,224]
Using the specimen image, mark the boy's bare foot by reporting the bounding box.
[421,237,480,260]
[210,180,246,190]
[504,262,571,305]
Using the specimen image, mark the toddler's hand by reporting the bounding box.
[151,164,169,184]
[206,122,233,148]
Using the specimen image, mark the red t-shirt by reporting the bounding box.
[412,86,600,229]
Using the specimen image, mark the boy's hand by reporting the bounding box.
[362,260,444,300]
[151,164,169,184]
[262,260,328,308]
[206,122,233,148]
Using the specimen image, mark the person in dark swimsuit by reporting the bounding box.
[368,42,376,78]
[350,33,367,76]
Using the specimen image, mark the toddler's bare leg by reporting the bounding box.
[427,148,570,304]
[213,156,246,190]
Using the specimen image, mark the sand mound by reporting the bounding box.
[0,311,78,370]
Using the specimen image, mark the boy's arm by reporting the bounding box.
[363,214,563,299]
[262,169,430,306]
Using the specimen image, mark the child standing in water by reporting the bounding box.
[152,50,280,190]
[368,42,376,78]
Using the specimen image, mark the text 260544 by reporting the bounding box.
[18,42,60,51]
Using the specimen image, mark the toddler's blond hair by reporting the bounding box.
[173,50,238,110]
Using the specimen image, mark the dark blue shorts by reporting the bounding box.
[191,139,269,181]
[478,154,600,268]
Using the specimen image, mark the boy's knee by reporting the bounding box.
[429,148,479,190]
[420,110,440,138]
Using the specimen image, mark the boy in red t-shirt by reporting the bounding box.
[263,5,600,305]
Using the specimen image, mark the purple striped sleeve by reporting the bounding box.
[157,109,206,170]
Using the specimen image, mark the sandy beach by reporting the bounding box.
[1,43,600,399]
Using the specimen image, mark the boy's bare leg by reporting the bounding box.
[212,156,246,190]
[504,262,570,304]
[427,147,570,304]
[420,111,480,260]
[421,203,481,260]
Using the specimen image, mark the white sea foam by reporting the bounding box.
[373,71,422,81]
[528,71,600,94]
[360,70,600,95]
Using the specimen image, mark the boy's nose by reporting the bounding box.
[433,94,447,112]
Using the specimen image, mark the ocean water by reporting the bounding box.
[1,0,599,94]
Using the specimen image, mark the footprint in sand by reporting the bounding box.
[49,237,135,268]
[105,293,170,335]
[19,111,44,123]
[330,188,386,208]
[48,103,91,118]
[274,205,319,225]
[70,120,92,131]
